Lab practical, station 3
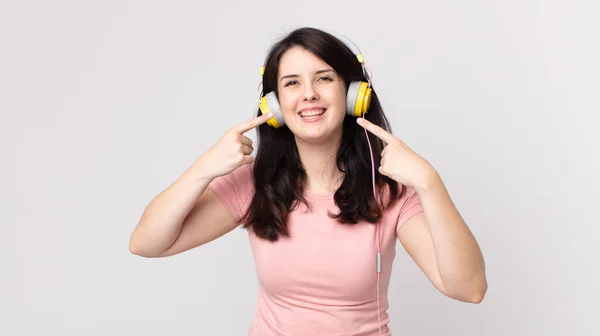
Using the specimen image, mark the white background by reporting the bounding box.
[1,0,598,335]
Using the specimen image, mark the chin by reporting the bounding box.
[293,125,342,144]
[296,132,329,143]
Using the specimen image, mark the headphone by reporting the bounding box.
[257,33,373,128]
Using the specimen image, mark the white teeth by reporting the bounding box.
[299,109,325,117]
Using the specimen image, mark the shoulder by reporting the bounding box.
[209,162,255,198]
[231,162,254,182]
[383,183,423,233]
[208,163,256,221]
[381,182,422,218]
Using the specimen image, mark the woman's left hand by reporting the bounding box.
[356,117,439,191]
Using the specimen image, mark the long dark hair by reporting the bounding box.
[240,27,406,241]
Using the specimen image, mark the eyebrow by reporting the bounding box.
[279,69,335,81]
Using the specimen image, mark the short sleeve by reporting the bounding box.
[208,163,255,222]
[395,187,424,234]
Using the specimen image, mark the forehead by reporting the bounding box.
[278,46,330,74]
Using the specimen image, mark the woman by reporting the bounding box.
[129,27,487,335]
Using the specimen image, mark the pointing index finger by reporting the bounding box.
[233,112,274,134]
[356,117,397,144]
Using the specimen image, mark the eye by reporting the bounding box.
[319,76,333,81]
[284,80,298,87]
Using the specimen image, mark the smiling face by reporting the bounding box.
[276,46,347,144]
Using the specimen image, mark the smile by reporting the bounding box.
[298,108,326,117]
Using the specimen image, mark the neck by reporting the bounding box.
[294,133,344,195]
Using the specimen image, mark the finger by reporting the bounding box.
[381,145,388,157]
[356,118,397,144]
[241,144,254,155]
[232,112,274,134]
[242,155,255,165]
[238,135,253,146]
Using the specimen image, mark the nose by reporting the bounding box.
[302,82,319,101]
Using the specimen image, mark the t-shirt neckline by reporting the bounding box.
[303,187,335,201]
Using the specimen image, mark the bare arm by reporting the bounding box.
[128,159,238,258]
[128,112,273,258]
[397,175,487,303]
[354,117,486,303]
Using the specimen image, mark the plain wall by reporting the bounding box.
[1,0,598,335]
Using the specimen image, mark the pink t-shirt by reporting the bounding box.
[209,163,423,336]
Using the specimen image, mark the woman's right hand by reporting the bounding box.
[198,112,273,179]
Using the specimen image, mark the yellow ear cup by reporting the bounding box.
[353,82,372,117]
[259,92,284,128]
[347,81,372,117]
[259,96,280,128]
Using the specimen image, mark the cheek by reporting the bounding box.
[329,87,348,116]
[278,91,297,114]
[329,82,347,102]
[276,93,300,128]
